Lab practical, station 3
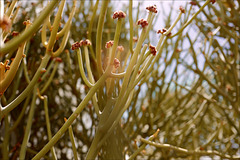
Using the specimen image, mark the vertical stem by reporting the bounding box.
[43,96,57,160]
[19,86,38,160]
[96,0,109,76]
[2,114,10,160]
[129,0,133,53]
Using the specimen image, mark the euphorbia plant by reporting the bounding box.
[1,0,239,159]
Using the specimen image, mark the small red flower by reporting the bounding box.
[210,0,216,4]
[137,19,148,28]
[190,1,197,5]
[179,6,185,13]
[112,10,126,19]
[71,41,81,50]
[80,39,92,46]
[113,58,120,69]
[105,40,114,48]
[157,28,167,34]
[117,46,124,52]
[149,44,157,56]
[146,5,157,13]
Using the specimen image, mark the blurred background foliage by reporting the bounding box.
[0,0,239,159]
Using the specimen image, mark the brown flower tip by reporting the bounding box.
[117,46,124,52]
[210,0,216,4]
[133,37,138,42]
[149,44,157,56]
[105,40,114,49]
[40,68,47,73]
[55,57,63,63]
[80,39,92,46]
[146,5,157,13]
[0,15,11,31]
[113,58,120,69]
[23,20,32,26]
[157,28,167,34]
[189,1,197,5]
[166,32,172,37]
[179,6,185,13]
[11,31,19,37]
[175,48,182,52]
[112,10,126,19]
[71,41,80,50]
[137,19,148,28]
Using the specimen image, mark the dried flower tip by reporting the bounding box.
[0,15,11,31]
[146,5,157,13]
[112,10,126,19]
[11,31,19,37]
[167,32,172,37]
[137,19,148,28]
[40,68,47,73]
[80,39,92,46]
[210,0,216,4]
[113,58,120,69]
[190,1,197,5]
[133,37,138,42]
[5,65,10,70]
[23,20,32,26]
[71,41,81,50]
[117,46,124,52]
[105,40,114,48]
[149,44,157,56]
[55,57,63,63]
[157,28,167,34]
[175,48,182,52]
[179,6,185,13]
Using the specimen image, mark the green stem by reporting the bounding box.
[43,96,57,160]
[129,0,133,53]
[96,0,109,76]
[1,53,51,120]
[2,114,10,160]
[41,61,59,94]
[0,1,59,55]
[68,122,78,160]
[19,86,37,160]
[129,129,159,160]
[76,48,94,87]
[84,46,95,83]
[47,0,65,51]
[32,70,110,160]
[0,40,27,95]
[9,95,31,132]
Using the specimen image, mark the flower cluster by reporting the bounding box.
[149,44,157,56]
[71,41,81,50]
[71,39,92,50]
[113,58,120,69]
[179,6,185,13]
[146,5,157,13]
[112,10,126,19]
[137,19,148,28]
[0,15,11,31]
[157,28,167,34]
[105,40,114,48]
[80,39,91,46]
[117,46,124,52]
